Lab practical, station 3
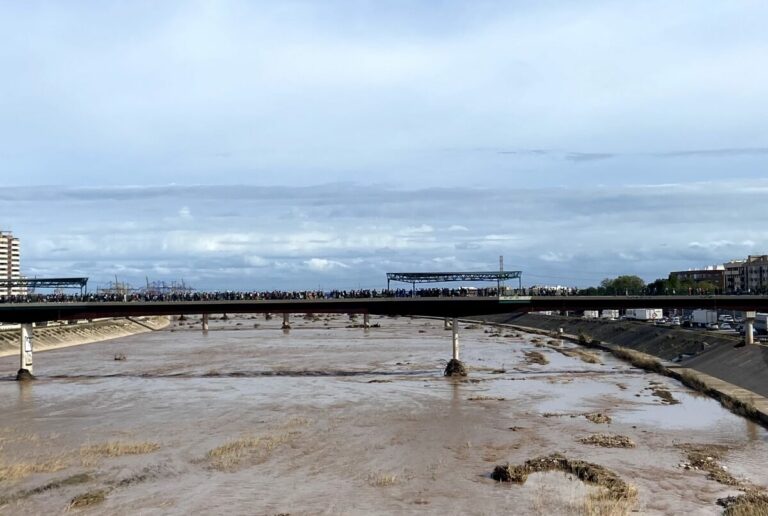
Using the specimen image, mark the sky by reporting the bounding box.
[1,1,767,290]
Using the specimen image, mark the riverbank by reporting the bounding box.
[0,317,170,359]
[473,313,768,427]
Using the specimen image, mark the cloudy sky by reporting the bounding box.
[1,1,767,290]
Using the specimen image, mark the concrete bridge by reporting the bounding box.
[3,295,768,380]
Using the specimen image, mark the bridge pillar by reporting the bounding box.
[202,313,209,332]
[363,313,370,329]
[17,323,34,380]
[452,318,459,360]
[444,317,466,376]
[745,311,756,345]
[282,313,291,330]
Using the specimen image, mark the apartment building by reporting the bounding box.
[721,256,768,293]
[0,231,23,296]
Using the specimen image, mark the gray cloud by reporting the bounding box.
[564,152,615,163]
[2,182,767,290]
[653,148,768,158]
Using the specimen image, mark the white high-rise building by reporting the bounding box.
[0,231,23,296]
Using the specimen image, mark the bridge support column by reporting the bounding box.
[745,311,756,345]
[363,313,370,329]
[202,313,209,332]
[444,317,466,376]
[17,323,34,380]
[282,313,291,330]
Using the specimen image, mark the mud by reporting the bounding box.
[1,315,768,514]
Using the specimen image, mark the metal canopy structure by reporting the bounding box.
[0,277,89,294]
[386,271,522,292]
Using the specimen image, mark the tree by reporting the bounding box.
[599,275,646,295]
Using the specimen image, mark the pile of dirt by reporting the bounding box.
[578,433,635,448]
[584,412,612,424]
[491,452,637,502]
[444,359,467,377]
[524,351,549,365]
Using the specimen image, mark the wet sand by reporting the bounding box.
[1,314,767,514]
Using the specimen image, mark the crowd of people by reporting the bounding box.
[2,287,519,304]
[1,284,734,304]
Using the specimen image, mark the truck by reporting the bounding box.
[691,309,718,328]
[624,308,663,321]
[754,313,768,335]
[583,310,599,319]
[601,309,620,320]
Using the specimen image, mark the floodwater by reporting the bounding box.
[1,314,767,515]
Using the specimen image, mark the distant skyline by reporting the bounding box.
[1,1,767,288]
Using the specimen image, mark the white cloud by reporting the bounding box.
[539,252,573,263]
[305,258,349,272]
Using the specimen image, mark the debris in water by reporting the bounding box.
[584,412,612,424]
[15,369,35,381]
[68,489,107,509]
[491,452,637,503]
[524,351,549,365]
[444,359,467,377]
[677,444,741,486]
[717,491,768,515]
[578,433,635,448]
[649,387,679,405]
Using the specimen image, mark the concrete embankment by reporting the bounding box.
[0,316,170,358]
[473,313,768,425]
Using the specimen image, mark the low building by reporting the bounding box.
[670,265,725,291]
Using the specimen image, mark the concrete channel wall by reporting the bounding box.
[0,316,170,358]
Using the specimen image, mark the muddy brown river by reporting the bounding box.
[1,314,766,515]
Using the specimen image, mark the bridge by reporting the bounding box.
[3,294,768,380]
